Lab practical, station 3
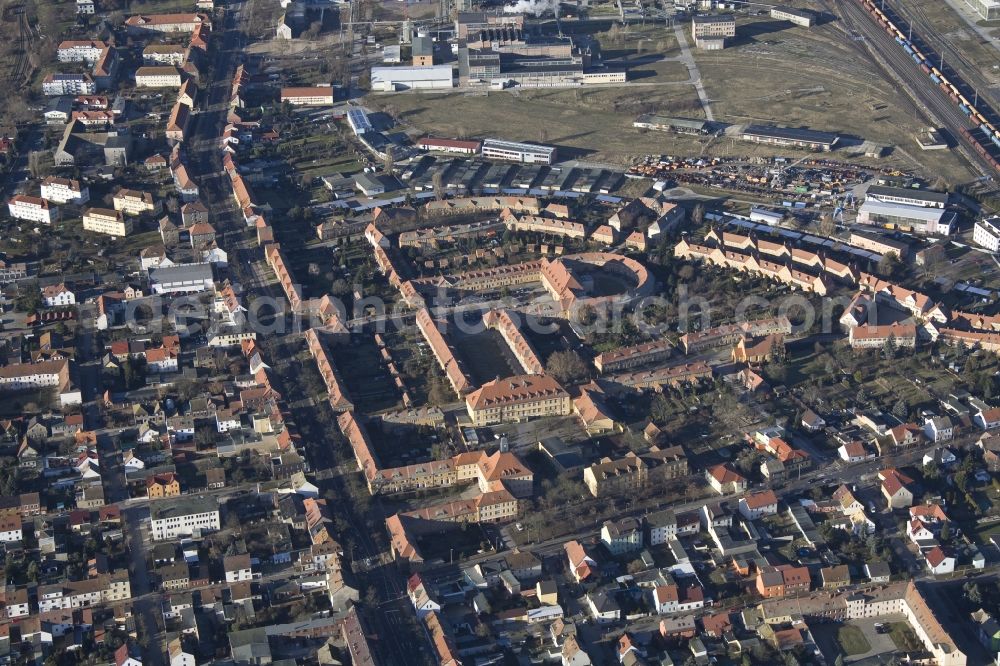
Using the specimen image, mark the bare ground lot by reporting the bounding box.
[692,17,978,184]
[370,86,708,166]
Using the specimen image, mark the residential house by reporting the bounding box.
[564,540,596,583]
[925,546,955,575]
[223,554,252,583]
[738,490,778,520]
[42,283,76,307]
[600,517,643,555]
[879,468,915,509]
[865,561,891,583]
[924,415,954,443]
[705,464,748,495]
[838,441,870,463]
[820,565,850,589]
[974,407,1000,431]
[147,473,181,499]
[800,409,825,432]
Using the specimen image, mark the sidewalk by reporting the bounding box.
[672,22,715,121]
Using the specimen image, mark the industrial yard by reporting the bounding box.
[368,6,985,182]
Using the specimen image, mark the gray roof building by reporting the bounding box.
[230,627,272,666]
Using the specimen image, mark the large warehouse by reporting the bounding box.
[856,200,955,236]
[741,125,840,151]
[865,185,948,209]
[370,65,454,91]
[770,6,814,26]
[633,115,709,135]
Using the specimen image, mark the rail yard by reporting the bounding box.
[843,0,1000,175]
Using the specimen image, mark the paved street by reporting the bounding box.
[169,2,428,663]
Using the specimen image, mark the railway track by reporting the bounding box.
[836,0,997,178]
[892,0,1000,111]
[6,6,28,89]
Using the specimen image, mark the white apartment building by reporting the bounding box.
[113,189,158,216]
[135,66,183,88]
[37,573,131,612]
[42,74,96,96]
[76,0,95,14]
[207,327,256,347]
[974,217,1000,253]
[647,510,678,546]
[40,177,90,205]
[56,40,107,63]
[150,499,220,540]
[4,591,29,618]
[42,283,76,307]
[0,360,70,392]
[0,516,22,543]
[125,13,208,35]
[8,195,56,224]
[146,348,178,374]
[848,323,917,349]
[224,554,253,582]
[142,45,188,65]
[481,139,556,165]
[83,207,133,237]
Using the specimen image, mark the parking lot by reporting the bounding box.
[811,618,902,664]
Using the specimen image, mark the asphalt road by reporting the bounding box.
[119,1,260,661]
[419,435,953,578]
[177,2,430,663]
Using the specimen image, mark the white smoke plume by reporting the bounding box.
[504,0,561,17]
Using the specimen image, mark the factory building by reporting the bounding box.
[741,125,839,151]
[370,65,454,91]
[455,12,524,40]
[416,137,482,155]
[691,14,735,49]
[481,139,556,165]
[455,29,623,88]
[770,6,814,27]
[411,36,434,66]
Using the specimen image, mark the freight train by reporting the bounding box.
[855,0,1000,173]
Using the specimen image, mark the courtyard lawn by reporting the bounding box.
[837,625,871,656]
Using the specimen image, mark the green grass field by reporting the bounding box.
[888,622,922,653]
[837,625,872,656]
